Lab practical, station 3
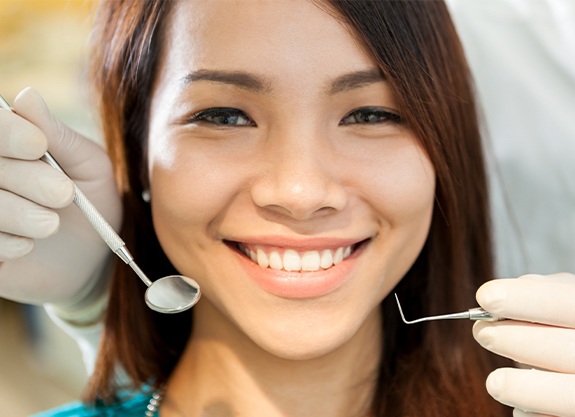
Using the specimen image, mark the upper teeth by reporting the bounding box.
[238,244,352,272]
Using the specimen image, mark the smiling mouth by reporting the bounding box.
[228,241,367,273]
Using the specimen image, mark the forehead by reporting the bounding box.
[158,0,378,85]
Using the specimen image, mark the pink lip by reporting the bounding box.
[228,237,368,299]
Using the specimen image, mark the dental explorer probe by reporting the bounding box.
[394,293,500,324]
[0,94,201,314]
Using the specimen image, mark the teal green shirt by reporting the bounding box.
[31,390,156,417]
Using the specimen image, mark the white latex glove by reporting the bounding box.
[0,87,121,313]
[474,273,575,417]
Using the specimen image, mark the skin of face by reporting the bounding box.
[147,0,436,365]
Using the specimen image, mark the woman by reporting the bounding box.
[84,0,503,415]
[1,1,573,416]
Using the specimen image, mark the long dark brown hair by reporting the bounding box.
[85,1,511,415]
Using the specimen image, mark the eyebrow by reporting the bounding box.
[180,69,272,93]
[328,69,386,94]
[179,68,385,95]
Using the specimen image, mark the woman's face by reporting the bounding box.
[148,0,435,359]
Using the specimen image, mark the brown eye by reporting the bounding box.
[187,108,256,127]
[340,107,401,125]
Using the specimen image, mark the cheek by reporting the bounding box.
[358,143,436,227]
[147,142,247,243]
[387,159,435,225]
[367,145,435,276]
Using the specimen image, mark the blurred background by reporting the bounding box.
[0,1,97,415]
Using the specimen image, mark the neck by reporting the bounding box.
[163,301,382,417]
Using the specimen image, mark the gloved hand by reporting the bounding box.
[474,273,575,417]
[0,87,121,312]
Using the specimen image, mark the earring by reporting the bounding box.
[142,189,151,203]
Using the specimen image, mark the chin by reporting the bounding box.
[255,331,356,362]
[242,305,382,362]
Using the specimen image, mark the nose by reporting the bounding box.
[250,128,348,221]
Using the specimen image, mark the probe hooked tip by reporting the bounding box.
[394,293,499,324]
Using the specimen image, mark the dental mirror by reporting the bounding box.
[0,94,201,313]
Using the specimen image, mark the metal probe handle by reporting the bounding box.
[41,154,153,286]
[41,153,127,256]
[468,307,499,321]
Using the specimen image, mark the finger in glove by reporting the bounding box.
[0,231,34,261]
[474,320,575,373]
[476,275,575,328]
[514,410,557,417]
[0,189,60,238]
[486,367,575,417]
[0,107,47,159]
[0,157,74,208]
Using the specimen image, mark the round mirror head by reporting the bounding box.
[145,275,201,313]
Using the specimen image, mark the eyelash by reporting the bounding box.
[185,106,402,127]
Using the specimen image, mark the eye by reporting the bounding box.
[186,107,256,127]
[339,106,402,126]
